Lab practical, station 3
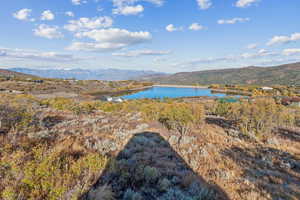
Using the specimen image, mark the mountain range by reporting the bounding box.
[9,68,165,81]
[2,62,300,85]
[140,62,300,85]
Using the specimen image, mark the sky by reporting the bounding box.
[0,0,300,73]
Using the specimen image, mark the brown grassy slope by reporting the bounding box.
[0,96,299,200]
[0,68,38,79]
[143,62,300,86]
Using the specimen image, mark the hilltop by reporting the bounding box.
[0,68,38,79]
[142,62,300,86]
[0,68,153,99]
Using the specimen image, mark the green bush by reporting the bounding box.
[226,99,296,137]
[144,166,160,184]
[158,103,204,135]
[1,144,107,200]
[214,102,231,117]
[123,189,143,200]
[158,178,171,192]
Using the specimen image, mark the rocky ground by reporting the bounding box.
[23,112,300,199]
[0,96,299,200]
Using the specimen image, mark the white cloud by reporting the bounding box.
[67,42,126,51]
[236,0,260,8]
[267,33,300,46]
[33,24,63,39]
[173,56,237,69]
[218,17,250,24]
[112,0,164,7]
[174,49,279,69]
[71,0,87,5]
[13,9,34,21]
[41,10,55,21]
[65,11,75,17]
[241,49,277,59]
[76,28,151,43]
[166,24,182,32]
[112,0,163,15]
[197,0,212,10]
[68,28,152,51]
[64,16,113,32]
[189,23,205,31]
[0,47,82,62]
[112,49,170,57]
[246,43,258,49]
[282,49,300,56]
[113,5,144,15]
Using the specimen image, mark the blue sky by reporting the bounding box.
[0,0,300,72]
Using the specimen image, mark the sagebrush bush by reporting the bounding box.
[158,188,193,200]
[97,100,205,135]
[225,99,296,137]
[158,178,171,192]
[0,143,107,200]
[158,103,204,135]
[144,166,160,184]
[214,102,231,117]
[41,97,75,111]
[88,185,115,200]
[123,189,143,200]
[0,104,37,133]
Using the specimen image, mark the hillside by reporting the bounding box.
[1,95,299,200]
[0,68,37,79]
[11,68,165,81]
[143,62,300,85]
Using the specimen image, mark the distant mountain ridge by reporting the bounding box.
[141,62,300,85]
[10,68,166,81]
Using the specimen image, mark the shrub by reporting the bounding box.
[0,105,36,133]
[144,166,160,184]
[214,101,231,117]
[0,144,107,200]
[41,97,75,111]
[158,178,171,192]
[72,101,100,115]
[97,102,125,113]
[41,98,101,115]
[88,185,115,200]
[188,182,215,200]
[296,108,300,127]
[158,188,193,200]
[226,99,296,137]
[158,103,204,135]
[123,189,143,200]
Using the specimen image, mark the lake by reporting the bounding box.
[121,86,239,100]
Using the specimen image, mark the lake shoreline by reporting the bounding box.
[153,84,208,89]
[121,85,244,100]
[90,85,153,99]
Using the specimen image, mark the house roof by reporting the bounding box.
[282,97,300,104]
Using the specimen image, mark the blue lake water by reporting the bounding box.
[121,86,238,100]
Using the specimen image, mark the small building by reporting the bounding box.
[100,96,113,102]
[281,97,300,107]
[261,87,273,91]
[33,80,44,83]
[100,96,124,103]
[112,97,124,103]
